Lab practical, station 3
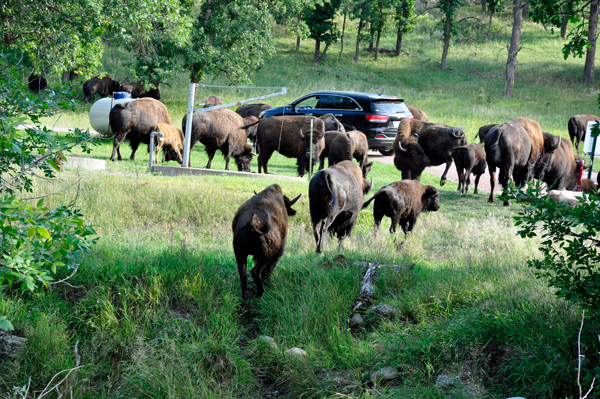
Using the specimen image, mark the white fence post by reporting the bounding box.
[182,83,197,167]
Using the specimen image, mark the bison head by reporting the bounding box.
[362,162,373,179]
[164,145,183,164]
[283,194,301,216]
[235,144,254,172]
[422,186,441,212]
[394,137,430,180]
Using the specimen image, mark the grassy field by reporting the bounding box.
[2,4,599,398]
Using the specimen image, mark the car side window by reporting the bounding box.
[295,96,319,109]
[341,97,361,110]
[316,96,344,109]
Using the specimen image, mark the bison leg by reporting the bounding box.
[261,247,284,283]
[488,166,497,203]
[313,219,328,253]
[129,138,141,160]
[499,164,514,207]
[250,258,270,298]
[373,208,384,238]
[110,131,129,162]
[205,147,217,169]
[234,249,249,302]
[464,166,474,194]
[473,173,482,194]
[258,149,274,174]
[439,158,453,186]
[454,162,463,192]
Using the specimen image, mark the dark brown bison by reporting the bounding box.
[476,124,498,143]
[242,116,259,148]
[119,81,160,100]
[319,131,351,170]
[406,105,429,122]
[255,116,325,177]
[450,144,487,194]
[235,103,272,118]
[309,160,372,253]
[232,184,301,301]
[109,98,172,162]
[568,114,600,154]
[181,108,253,171]
[484,117,561,205]
[83,75,120,103]
[319,114,346,133]
[28,73,47,92]
[347,130,372,178]
[537,134,590,190]
[362,180,440,249]
[393,135,430,180]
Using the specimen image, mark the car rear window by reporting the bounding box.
[371,101,409,115]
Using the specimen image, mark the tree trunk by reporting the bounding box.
[441,16,452,69]
[314,39,321,62]
[339,12,346,59]
[560,15,568,39]
[395,28,404,57]
[489,10,493,28]
[583,0,598,86]
[296,14,302,51]
[375,28,382,60]
[355,18,363,62]
[503,0,524,98]
[368,23,374,52]
[482,0,486,12]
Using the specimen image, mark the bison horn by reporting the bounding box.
[551,136,562,151]
[583,158,593,169]
[397,140,407,152]
[288,194,301,206]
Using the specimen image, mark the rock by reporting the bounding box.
[350,313,364,327]
[435,374,457,389]
[0,331,27,359]
[258,335,278,349]
[285,347,307,357]
[371,366,398,382]
[373,304,398,318]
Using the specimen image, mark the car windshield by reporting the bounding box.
[371,100,408,115]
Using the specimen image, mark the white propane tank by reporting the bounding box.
[89,97,137,137]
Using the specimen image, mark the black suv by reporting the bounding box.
[259,90,413,155]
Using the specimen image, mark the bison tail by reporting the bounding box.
[362,195,377,209]
[322,172,339,209]
[250,210,272,235]
[241,120,260,130]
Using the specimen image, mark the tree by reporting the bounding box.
[439,0,463,69]
[353,0,371,62]
[272,0,318,52]
[393,0,416,56]
[502,0,526,98]
[487,0,502,27]
[304,0,342,61]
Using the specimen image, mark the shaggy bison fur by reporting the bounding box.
[150,123,184,164]
[450,144,487,194]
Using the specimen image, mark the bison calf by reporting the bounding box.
[362,180,440,249]
[309,160,372,253]
[232,184,300,301]
[450,144,487,194]
[150,123,184,164]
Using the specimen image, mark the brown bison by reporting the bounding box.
[476,124,498,143]
[255,116,325,177]
[150,123,184,164]
[319,131,352,170]
[309,160,372,253]
[181,108,253,171]
[83,75,120,103]
[568,114,600,154]
[119,80,160,100]
[450,144,487,194]
[242,116,260,148]
[347,130,372,178]
[232,184,301,301]
[406,105,429,122]
[484,117,561,205]
[393,135,430,180]
[319,114,346,133]
[109,98,172,162]
[28,73,48,92]
[235,103,272,118]
[362,180,440,249]
[537,133,591,190]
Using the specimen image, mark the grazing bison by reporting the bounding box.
[309,160,372,253]
[450,144,487,194]
[484,117,560,205]
[319,114,346,133]
[362,180,440,249]
[181,108,253,171]
[319,131,352,170]
[232,184,301,301]
[149,123,184,164]
[347,130,372,178]
[476,124,498,143]
[28,73,48,92]
[235,103,272,118]
[255,116,325,177]
[119,80,161,100]
[83,75,120,103]
[109,98,172,162]
[537,134,590,190]
[568,114,600,154]
[406,105,429,122]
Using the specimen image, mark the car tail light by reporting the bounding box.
[407,114,414,119]
[375,134,387,139]
[366,114,389,123]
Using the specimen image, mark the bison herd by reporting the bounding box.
[98,93,596,300]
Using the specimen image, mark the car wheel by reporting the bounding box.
[379,148,394,156]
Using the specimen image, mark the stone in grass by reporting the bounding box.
[435,374,457,388]
[371,366,398,382]
[373,304,398,318]
[285,347,307,357]
[350,313,364,327]
[258,335,278,349]
[0,331,27,359]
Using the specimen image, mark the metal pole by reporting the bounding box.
[588,134,597,180]
[309,119,313,179]
[182,83,197,167]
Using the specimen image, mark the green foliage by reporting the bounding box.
[304,0,342,57]
[438,0,464,36]
[506,181,600,314]
[394,0,416,36]
[0,316,14,331]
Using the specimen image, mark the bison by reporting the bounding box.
[181,107,253,172]
[484,117,561,205]
[475,124,498,143]
[568,114,600,154]
[406,105,429,122]
[232,184,301,301]
[149,123,184,164]
[319,114,346,133]
[347,130,372,178]
[450,144,487,194]
[242,116,260,149]
[235,103,272,118]
[537,134,591,190]
[309,160,372,253]
[319,131,351,170]
[83,75,120,103]
[28,73,47,92]
[362,180,440,249]
[119,80,161,100]
[255,116,325,177]
[109,98,172,162]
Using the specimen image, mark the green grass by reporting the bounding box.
[2,4,599,398]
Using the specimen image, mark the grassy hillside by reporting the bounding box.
[2,4,599,398]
